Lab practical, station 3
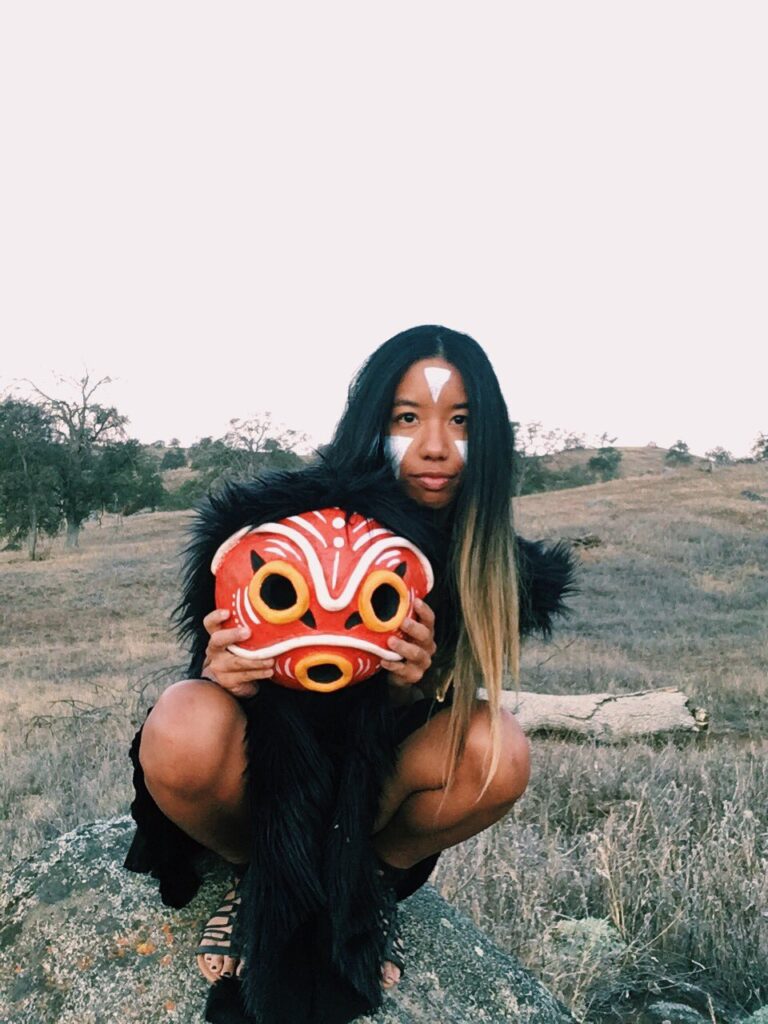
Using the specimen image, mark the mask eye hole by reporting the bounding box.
[358,570,409,633]
[248,560,310,624]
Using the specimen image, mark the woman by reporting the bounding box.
[132,325,571,1008]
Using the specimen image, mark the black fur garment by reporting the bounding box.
[124,462,576,1024]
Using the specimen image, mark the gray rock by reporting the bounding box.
[640,1001,712,1024]
[0,817,574,1024]
[741,1010,768,1024]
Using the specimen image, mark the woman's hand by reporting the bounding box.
[201,609,275,699]
[380,599,436,688]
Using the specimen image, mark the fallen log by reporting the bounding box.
[479,687,708,740]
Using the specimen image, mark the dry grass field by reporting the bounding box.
[1,459,766,1020]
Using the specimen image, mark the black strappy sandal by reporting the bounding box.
[376,858,408,988]
[196,876,244,982]
[380,901,405,988]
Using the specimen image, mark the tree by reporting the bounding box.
[751,433,768,461]
[160,446,186,469]
[512,421,564,496]
[0,398,63,559]
[188,414,305,493]
[587,446,623,481]
[704,447,733,466]
[30,374,127,546]
[665,440,692,466]
[94,440,165,517]
[512,421,595,496]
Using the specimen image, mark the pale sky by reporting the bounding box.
[1,2,766,458]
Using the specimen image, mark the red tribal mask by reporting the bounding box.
[212,508,433,693]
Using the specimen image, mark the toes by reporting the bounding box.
[381,961,401,989]
[220,955,238,978]
[197,953,223,984]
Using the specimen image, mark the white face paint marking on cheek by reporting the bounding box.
[423,366,452,403]
[385,435,413,476]
[454,439,468,463]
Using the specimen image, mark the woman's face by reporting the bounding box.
[386,357,468,509]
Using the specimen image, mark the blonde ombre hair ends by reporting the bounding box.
[440,501,520,792]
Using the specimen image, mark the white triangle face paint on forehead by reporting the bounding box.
[385,435,413,476]
[423,366,452,403]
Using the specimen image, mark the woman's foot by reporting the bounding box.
[195,879,403,990]
[380,910,405,989]
[196,881,245,983]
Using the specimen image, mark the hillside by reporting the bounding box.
[515,461,768,732]
[541,443,711,478]
[1,462,766,1018]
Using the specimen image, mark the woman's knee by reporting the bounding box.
[139,679,246,796]
[464,704,530,808]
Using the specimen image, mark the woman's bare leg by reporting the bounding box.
[373,701,530,866]
[139,679,251,981]
[371,701,530,986]
[139,679,251,862]
[139,685,530,988]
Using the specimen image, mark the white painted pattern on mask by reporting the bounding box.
[385,435,412,474]
[423,366,452,403]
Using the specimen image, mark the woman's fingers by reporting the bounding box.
[381,640,431,687]
[200,610,275,695]
[203,608,232,635]
[400,601,437,654]
[414,597,435,629]
[221,678,261,699]
[206,651,275,675]
[397,616,436,656]
[203,661,274,698]
[378,599,437,687]
[389,636,428,666]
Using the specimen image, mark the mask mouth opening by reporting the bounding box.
[307,663,343,684]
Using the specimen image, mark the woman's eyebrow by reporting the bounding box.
[392,398,469,409]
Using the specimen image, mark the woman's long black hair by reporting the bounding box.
[325,325,520,786]
[328,325,515,513]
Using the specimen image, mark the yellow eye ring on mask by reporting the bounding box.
[295,653,354,692]
[248,560,310,624]
[358,570,409,633]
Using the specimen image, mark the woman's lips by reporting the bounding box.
[413,474,454,491]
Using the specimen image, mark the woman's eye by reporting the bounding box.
[452,414,468,426]
[395,412,417,424]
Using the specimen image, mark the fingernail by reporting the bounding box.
[237,628,250,638]
[403,617,414,629]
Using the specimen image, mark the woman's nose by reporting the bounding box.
[419,422,450,458]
